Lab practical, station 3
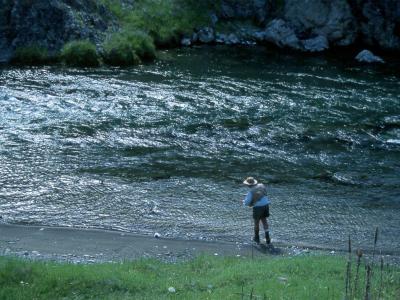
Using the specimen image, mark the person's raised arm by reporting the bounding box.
[243,192,252,206]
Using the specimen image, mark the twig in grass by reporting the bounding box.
[370,227,379,299]
[378,256,384,300]
[234,292,263,299]
[372,227,379,264]
[349,235,353,298]
[345,235,352,300]
[364,264,372,300]
[354,249,363,298]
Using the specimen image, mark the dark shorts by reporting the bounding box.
[252,205,270,220]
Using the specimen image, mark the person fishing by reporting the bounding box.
[242,177,271,245]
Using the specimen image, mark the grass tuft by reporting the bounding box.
[11,45,50,65]
[102,30,156,66]
[60,40,100,67]
[101,0,218,48]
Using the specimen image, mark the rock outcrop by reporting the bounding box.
[354,0,400,50]
[219,0,269,25]
[283,0,357,47]
[262,19,301,50]
[0,0,114,62]
[210,0,399,53]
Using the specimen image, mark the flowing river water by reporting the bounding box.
[0,47,399,253]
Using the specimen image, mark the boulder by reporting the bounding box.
[215,33,226,44]
[355,49,385,63]
[181,37,191,47]
[226,33,240,44]
[283,0,357,47]
[263,19,301,50]
[197,27,215,44]
[191,32,198,43]
[216,33,240,45]
[301,35,329,52]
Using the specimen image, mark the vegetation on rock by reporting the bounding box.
[11,45,51,65]
[102,30,156,66]
[102,0,217,48]
[60,40,100,67]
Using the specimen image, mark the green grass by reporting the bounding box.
[60,40,100,67]
[0,254,399,299]
[102,30,156,66]
[11,45,51,65]
[101,0,218,48]
[10,0,218,67]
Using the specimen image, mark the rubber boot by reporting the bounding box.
[253,230,260,244]
[265,231,271,244]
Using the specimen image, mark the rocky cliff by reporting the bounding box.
[0,0,115,62]
[205,0,400,52]
[0,0,399,63]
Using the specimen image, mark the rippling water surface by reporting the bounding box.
[1,47,399,252]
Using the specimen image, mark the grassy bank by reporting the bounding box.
[102,0,216,47]
[11,1,216,67]
[0,254,399,299]
[98,0,216,66]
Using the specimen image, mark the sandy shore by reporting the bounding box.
[0,223,289,263]
[1,223,398,265]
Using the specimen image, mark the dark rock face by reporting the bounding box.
[215,0,399,52]
[301,35,329,52]
[263,19,301,50]
[283,0,357,47]
[0,0,114,62]
[219,0,269,25]
[356,0,400,50]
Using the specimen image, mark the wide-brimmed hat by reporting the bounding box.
[243,177,258,186]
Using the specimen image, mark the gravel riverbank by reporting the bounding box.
[1,224,399,266]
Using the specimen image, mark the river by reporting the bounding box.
[0,46,399,253]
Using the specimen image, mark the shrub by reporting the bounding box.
[101,0,217,48]
[102,37,140,66]
[60,40,100,67]
[11,45,50,65]
[125,31,156,60]
[102,31,156,66]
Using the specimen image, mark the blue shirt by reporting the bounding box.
[243,191,270,207]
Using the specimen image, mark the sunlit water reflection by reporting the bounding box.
[0,47,399,252]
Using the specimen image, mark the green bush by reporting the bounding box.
[60,40,100,67]
[125,31,156,60]
[101,0,217,48]
[102,31,156,66]
[11,45,50,65]
[102,36,140,66]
